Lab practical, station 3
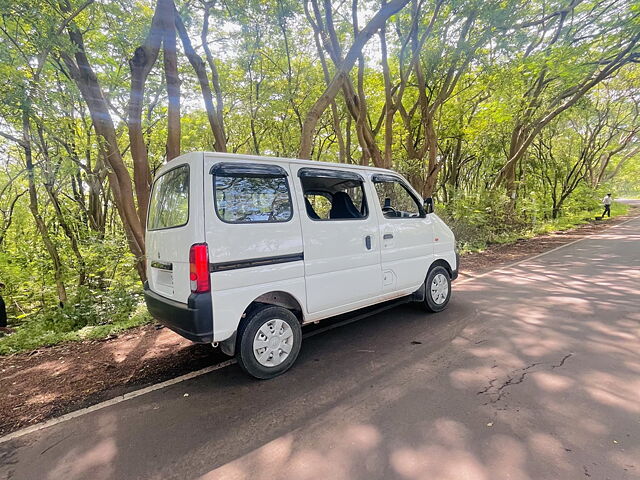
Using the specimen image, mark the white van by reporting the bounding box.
[144,152,458,379]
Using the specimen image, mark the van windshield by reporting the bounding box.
[148,165,189,230]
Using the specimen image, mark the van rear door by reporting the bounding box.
[146,153,205,304]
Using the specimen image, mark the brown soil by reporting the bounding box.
[0,209,637,437]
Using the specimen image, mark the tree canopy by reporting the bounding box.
[0,0,638,348]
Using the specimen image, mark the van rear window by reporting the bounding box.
[148,165,189,230]
[214,174,292,223]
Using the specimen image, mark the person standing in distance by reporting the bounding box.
[602,193,612,218]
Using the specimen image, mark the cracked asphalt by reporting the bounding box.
[1,213,639,480]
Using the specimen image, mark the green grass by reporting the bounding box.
[0,303,152,355]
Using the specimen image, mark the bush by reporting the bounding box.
[438,186,628,253]
[0,285,151,355]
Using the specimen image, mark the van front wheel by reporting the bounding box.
[422,266,451,313]
[236,306,302,379]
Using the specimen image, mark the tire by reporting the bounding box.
[421,266,452,313]
[236,306,302,379]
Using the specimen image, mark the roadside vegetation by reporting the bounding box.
[0,202,630,355]
[444,198,631,253]
[0,0,639,354]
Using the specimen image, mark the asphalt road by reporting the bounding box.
[2,214,639,480]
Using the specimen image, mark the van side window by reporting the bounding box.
[214,174,292,223]
[373,179,423,218]
[148,164,189,230]
[299,175,368,220]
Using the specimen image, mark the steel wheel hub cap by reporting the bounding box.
[253,319,294,367]
[430,273,449,305]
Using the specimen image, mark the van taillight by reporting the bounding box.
[189,243,210,293]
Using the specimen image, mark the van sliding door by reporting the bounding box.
[294,167,382,315]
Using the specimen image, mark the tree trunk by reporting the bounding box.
[105,168,148,281]
[299,0,411,159]
[310,28,346,163]
[175,9,227,152]
[164,2,181,161]
[22,108,67,306]
[201,3,226,146]
[379,10,394,170]
[127,0,172,226]
[35,124,88,286]
[62,23,146,279]
[422,114,440,197]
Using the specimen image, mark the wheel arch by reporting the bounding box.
[220,290,304,357]
[428,258,453,278]
[412,258,454,303]
[247,291,305,322]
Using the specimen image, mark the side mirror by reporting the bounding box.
[424,197,434,214]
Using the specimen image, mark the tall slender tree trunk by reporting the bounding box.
[128,0,174,224]
[164,3,180,161]
[311,29,346,162]
[62,14,149,280]
[36,125,87,286]
[379,10,394,170]
[501,123,540,212]
[201,3,226,146]
[299,0,411,159]
[422,114,440,197]
[22,108,67,306]
[175,9,227,151]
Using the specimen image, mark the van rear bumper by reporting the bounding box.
[143,282,214,343]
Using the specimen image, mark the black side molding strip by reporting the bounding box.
[210,253,304,272]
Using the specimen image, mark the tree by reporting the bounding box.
[495,0,640,206]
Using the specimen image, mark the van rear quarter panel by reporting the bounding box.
[203,156,306,341]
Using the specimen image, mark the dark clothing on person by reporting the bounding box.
[602,204,611,218]
[0,295,6,329]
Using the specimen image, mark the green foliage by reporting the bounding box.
[0,286,151,355]
[439,188,629,253]
[0,0,638,354]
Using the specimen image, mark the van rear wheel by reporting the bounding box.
[422,266,451,313]
[236,306,302,379]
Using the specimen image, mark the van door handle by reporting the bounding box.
[365,235,372,250]
[383,233,394,240]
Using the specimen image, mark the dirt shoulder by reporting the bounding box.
[1,209,637,437]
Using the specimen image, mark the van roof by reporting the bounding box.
[172,151,398,175]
